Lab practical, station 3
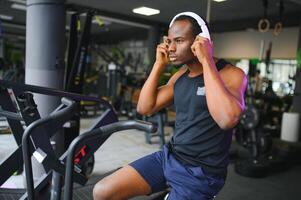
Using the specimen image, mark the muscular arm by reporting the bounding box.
[191,36,247,129]
[137,67,185,116]
[137,62,171,115]
[137,36,187,116]
[203,60,247,129]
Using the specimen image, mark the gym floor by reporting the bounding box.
[0,117,300,200]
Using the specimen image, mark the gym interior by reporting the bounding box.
[0,0,301,199]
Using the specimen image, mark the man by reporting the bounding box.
[93,12,247,200]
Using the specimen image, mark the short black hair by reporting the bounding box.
[173,15,207,37]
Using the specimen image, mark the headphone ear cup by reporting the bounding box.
[198,26,211,41]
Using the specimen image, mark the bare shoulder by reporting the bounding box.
[167,66,188,85]
[220,64,247,86]
[221,64,245,76]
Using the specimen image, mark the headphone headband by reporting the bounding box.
[169,12,211,41]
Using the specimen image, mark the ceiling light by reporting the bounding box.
[132,6,160,16]
[0,14,14,21]
[213,0,227,2]
[11,3,27,11]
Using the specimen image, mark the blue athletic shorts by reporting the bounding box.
[129,145,226,200]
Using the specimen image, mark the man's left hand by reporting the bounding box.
[191,36,213,65]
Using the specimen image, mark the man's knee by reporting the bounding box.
[93,181,113,200]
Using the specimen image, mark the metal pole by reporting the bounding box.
[25,0,66,188]
[206,0,211,24]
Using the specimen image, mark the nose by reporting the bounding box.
[168,41,176,52]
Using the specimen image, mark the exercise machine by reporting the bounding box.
[0,79,118,199]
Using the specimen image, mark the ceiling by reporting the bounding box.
[68,0,301,25]
[0,0,301,46]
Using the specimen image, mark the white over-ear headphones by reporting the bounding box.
[169,12,211,41]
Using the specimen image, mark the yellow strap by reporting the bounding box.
[94,16,104,27]
[77,19,81,31]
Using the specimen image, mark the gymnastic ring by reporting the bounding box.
[258,18,270,33]
[273,22,282,36]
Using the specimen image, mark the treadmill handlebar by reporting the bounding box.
[22,98,77,200]
[64,120,157,200]
[67,120,157,157]
[0,79,113,110]
[61,97,75,107]
[49,98,77,126]
[100,120,157,135]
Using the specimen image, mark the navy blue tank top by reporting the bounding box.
[170,59,232,174]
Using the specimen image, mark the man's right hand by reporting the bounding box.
[155,36,170,67]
